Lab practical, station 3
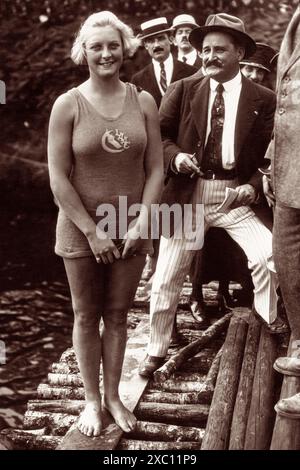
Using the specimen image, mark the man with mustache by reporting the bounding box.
[172,14,202,68]
[131,17,197,108]
[139,13,278,377]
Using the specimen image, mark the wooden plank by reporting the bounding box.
[244,325,279,450]
[201,311,249,449]
[57,319,150,450]
[271,334,300,450]
[229,313,261,449]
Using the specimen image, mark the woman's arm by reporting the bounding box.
[122,91,164,257]
[138,90,164,217]
[48,93,120,263]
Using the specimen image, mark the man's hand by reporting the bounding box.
[230,184,257,209]
[174,153,201,176]
[263,175,275,207]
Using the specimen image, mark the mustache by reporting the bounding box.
[205,59,223,68]
[153,47,164,53]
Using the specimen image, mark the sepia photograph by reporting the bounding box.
[1,0,300,456]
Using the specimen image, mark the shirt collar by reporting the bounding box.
[210,71,242,92]
[152,54,173,72]
[178,49,197,62]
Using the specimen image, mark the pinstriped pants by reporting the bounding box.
[147,178,278,358]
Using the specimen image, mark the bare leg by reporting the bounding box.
[101,255,145,432]
[64,257,104,437]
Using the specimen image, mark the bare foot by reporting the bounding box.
[103,397,137,433]
[77,401,102,437]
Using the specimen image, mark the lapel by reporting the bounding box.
[147,63,162,104]
[189,76,210,145]
[171,57,178,83]
[234,76,262,159]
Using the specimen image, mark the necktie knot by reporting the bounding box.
[216,83,224,94]
[182,56,187,63]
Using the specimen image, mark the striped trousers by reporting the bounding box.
[148,178,278,358]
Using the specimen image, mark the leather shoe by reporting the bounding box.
[273,357,300,376]
[189,299,210,326]
[275,392,300,419]
[138,354,165,378]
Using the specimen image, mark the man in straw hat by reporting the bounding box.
[132,17,197,108]
[172,13,202,68]
[139,13,278,377]
[240,42,278,89]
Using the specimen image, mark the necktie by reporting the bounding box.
[182,56,187,63]
[201,83,225,171]
[159,62,167,93]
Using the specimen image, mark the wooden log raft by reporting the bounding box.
[126,421,205,442]
[143,391,203,405]
[118,439,200,450]
[0,428,61,450]
[244,324,279,450]
[23,411,77,436]
[229,313,261,449]
[271,334,300,450]
[153,312,232,383]
[182,349,216,373]
[135,402,210,427]
[150,379,205,393]
[201,311,249,449]
[197,346,223,403]
[27,400,84,415]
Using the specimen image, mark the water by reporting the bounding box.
[0,209,72,430]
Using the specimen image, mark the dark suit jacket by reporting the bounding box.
[192,54,202,69]
[159,73,276,214]
[131,58,197,108]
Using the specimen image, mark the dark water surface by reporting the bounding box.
[0,210,72,430]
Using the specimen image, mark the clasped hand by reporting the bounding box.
[230,184,257,209]
[89,222,145,264]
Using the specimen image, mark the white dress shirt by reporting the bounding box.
[178,49,198,66]
[205,72,242,169]
[152,54,174,96]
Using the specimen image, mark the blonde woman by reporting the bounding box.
[48,11,163,437]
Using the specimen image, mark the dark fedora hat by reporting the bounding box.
[189,13,256,58]
[240,43,278,72]
[138,17,172,41]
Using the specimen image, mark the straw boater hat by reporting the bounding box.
[189,13,256,59]
[240,43,278,73]
[138,17,172,41]
[171,14,199,31]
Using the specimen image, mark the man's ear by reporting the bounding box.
[237,46,246,61]
[168,34,174,45]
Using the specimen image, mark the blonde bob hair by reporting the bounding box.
[71,11,140,64]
